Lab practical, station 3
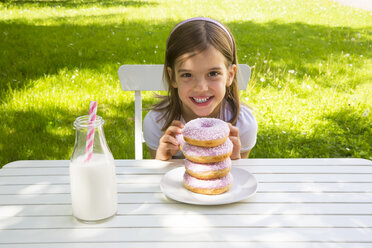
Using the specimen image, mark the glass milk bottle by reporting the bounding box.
[69,115,117,223]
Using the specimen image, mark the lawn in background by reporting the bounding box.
[0,0,371,167]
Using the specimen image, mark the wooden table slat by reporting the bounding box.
[2,182,372,195]
[0,242,371,248]
[2,202,372,217]
[1,192,372,205]
[3,158,371,169]
[0,227,371,243]
[2,173,372,185]
[3,165,372,176]
[2,214,372,230]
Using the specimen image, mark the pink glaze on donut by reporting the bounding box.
[184,158,231,172]
[176,134,185,147]
[183,172,233,189]
[182,138,233,157]
[183,118,229,141]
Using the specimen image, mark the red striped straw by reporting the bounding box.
[85,101,97,163]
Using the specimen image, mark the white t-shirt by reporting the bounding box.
[143,103,258,158]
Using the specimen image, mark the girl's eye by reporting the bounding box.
[181,73,192,78]
[209,71,220,77]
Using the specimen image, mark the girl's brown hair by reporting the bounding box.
[152,18,240,131]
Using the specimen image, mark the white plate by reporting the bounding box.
[160,167,258,205]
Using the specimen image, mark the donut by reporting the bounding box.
[184,158,231,180]
[182,118,229,147]
[183,171,233,195]
[181,138,233,163]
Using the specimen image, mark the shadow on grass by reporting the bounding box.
[321,109,371,158]
[229,20,369,91]
[251,108,371,159]
[0,18,169,98]
[0,19,369,98]
[0,107,77,167]
[1,0,158,8]
[0,101,137,167]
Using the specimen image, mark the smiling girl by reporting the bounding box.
[143,17,257,161]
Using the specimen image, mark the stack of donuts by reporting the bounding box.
[178,118,233,195]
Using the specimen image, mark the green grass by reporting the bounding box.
[0,0,371,167]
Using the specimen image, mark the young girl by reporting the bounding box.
[143,17,257,161]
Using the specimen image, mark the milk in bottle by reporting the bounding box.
[69,115,117,222]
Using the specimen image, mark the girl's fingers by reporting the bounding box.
[156,120,184,161]
[157,137,180,160]
[164,121,184,136]
[228,123,239,137]
[227,123,241,160]
[160,133,178,146]
[229,135,241,148]
[171,120,184,129]
[164,126,182,136]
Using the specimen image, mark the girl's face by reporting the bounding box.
[169,46,236,122]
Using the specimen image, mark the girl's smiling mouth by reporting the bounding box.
[190,96,214,105]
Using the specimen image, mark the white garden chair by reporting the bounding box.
[118,64,251,160]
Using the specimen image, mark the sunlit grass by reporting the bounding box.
[0,0,371,167]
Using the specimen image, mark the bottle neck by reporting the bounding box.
[74,115,104,129]
[73,115,105,149]
[71,115,112,161]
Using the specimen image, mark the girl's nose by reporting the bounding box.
[194,77,208,91]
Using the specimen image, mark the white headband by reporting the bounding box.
[168,17,234,51]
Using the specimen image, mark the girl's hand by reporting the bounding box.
[156,120,184,161]
[228,123,241,160]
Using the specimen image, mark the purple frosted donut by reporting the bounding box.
[184,158,232,179]
[182,118,229,147]
[183,171,233,195]
[182,138,233,163]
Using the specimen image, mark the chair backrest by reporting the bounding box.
[118,64,251,160]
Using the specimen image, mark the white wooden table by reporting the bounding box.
[1,158,371,247]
